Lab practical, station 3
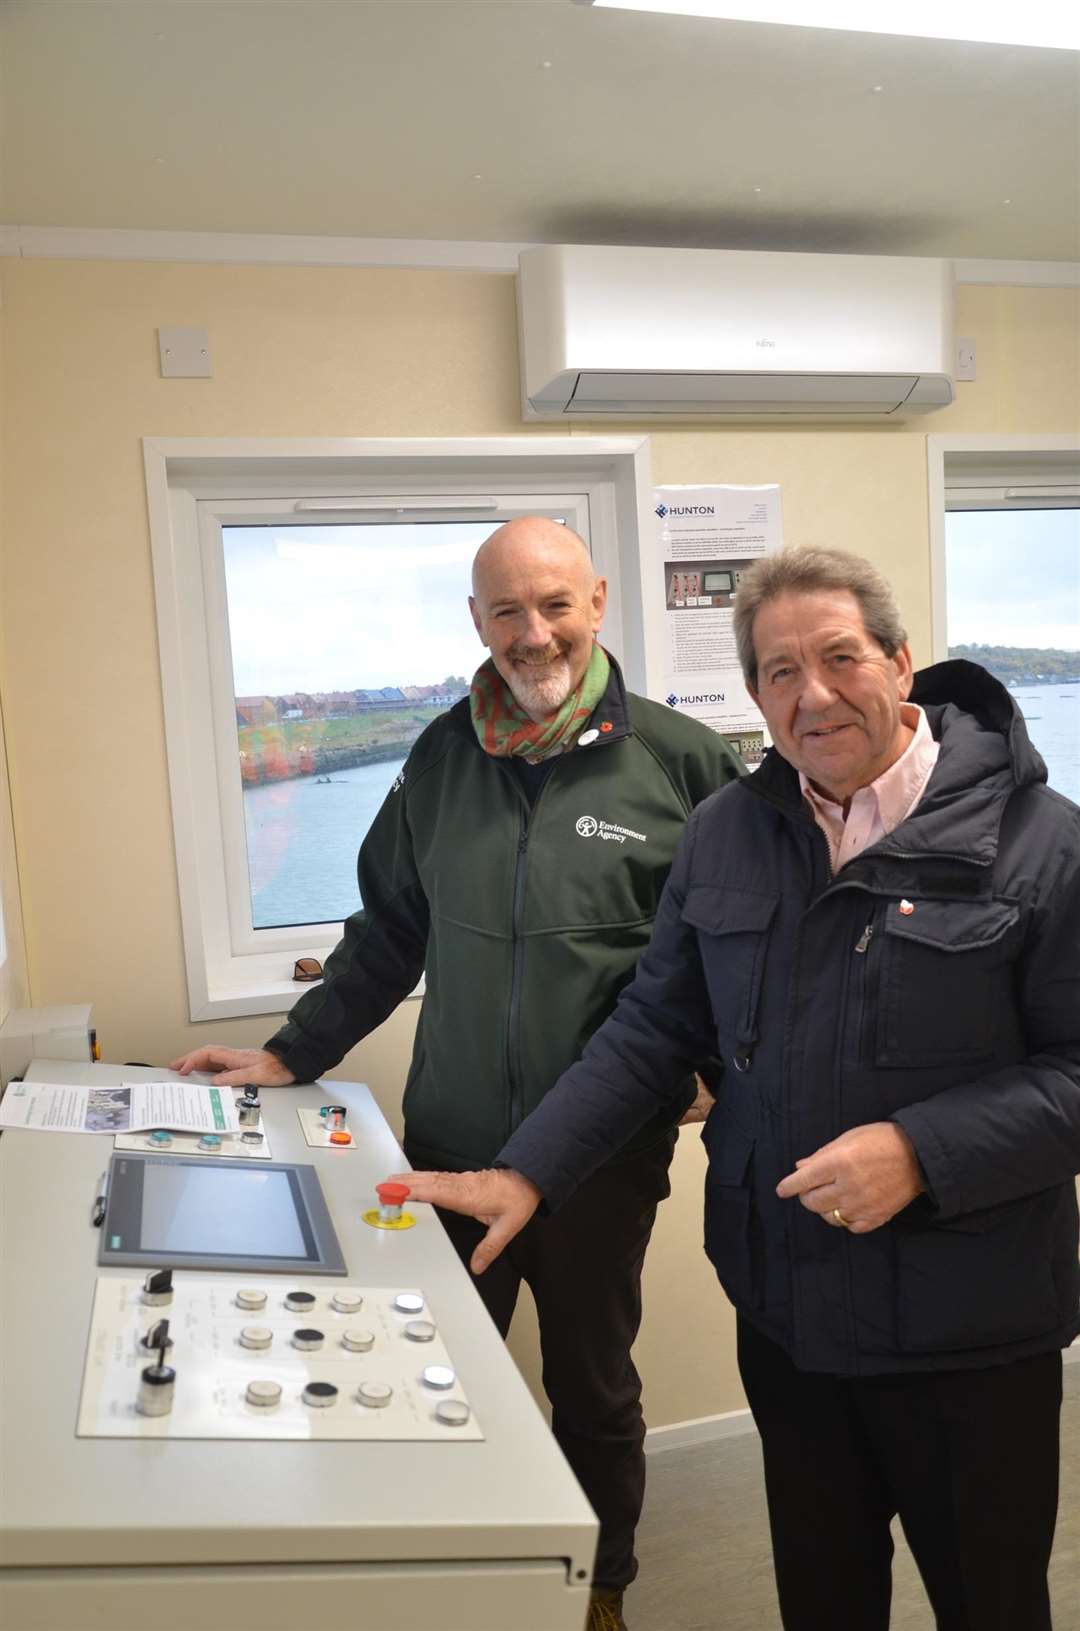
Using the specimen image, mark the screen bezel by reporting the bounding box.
[97,1155,347,1275]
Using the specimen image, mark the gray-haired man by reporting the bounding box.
[400,546,1080,1630]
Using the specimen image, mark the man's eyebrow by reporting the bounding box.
[759,646,795,673]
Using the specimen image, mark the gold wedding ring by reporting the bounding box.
[831,1208,852,1228]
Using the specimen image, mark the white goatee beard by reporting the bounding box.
[508,655,574,721]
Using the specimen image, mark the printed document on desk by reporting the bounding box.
[0,1078,239,1135]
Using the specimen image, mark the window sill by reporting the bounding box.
[195,967,424,1023]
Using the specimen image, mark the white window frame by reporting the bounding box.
[928,433,1080,662]
[143,436,657,1022]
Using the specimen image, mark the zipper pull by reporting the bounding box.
[854,923,874,955]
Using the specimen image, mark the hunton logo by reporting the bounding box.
[666,505,715,517]
[677,692,726,705]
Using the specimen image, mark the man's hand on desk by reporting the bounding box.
[387,1169,543,1274]
[168,1046,297,1089]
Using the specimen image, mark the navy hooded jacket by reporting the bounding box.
[500,662,1080,1375]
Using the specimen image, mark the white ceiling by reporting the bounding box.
[2,0,1078,261]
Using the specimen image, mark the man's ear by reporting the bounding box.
[893,641,914,701]
[590,576,608,634]
[468,596,486,643]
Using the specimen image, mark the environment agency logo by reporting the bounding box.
[575,815,647,846]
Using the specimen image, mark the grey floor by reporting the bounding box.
[628,1362,1080,1631]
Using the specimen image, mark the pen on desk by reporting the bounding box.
[91,1169,109,1227]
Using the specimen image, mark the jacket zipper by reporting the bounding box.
[507,822,531,1140]
[502,726,629,1140]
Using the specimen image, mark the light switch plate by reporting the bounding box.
[955,337,977,382]
[158,326,212,378]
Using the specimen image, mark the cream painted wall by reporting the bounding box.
[0,260,1076,1427]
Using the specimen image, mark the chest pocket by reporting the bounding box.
[874,897,1019,1068]
[681,885,779,1071]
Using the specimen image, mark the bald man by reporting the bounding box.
[173,518,742,1630]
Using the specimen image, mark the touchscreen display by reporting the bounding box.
[140,1164,308,1258]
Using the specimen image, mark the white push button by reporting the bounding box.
[246,1379,282,1408]
[435,1399,471,1427]
[239,1325,273,1351]
[136,1363,175,1417]
[341,1328,375,1353]
[421,1364,455,1390]
[393,1293,424,1315]
[404,1320,437,1343]
[236,1288,267,1311]
[331,1290,363,1315]
[357,1381,393,1409]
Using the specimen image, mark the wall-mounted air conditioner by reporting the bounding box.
[517,245,954,421]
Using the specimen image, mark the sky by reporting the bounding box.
[223,522,496,694]
[945,508,1080,652]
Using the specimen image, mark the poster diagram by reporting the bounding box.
[655,484,782,764]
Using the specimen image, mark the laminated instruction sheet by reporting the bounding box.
[0,1078,239,1136]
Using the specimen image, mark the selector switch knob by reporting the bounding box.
[142,1269,174,1306]
[235,1288,267,1311]
[357,1381,393,1409]
[239,1325,273,1351]
[246,1380,282,1409]
[284,1291,316,1314]
[302,1381,338,1408]
[138,1318,174,1358]
[330,1290,363,1315]
[292,1327,324,1352]
[237,1089,262,1129]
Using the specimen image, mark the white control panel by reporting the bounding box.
[79,1274,482,1442]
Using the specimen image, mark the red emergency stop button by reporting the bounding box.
[377,1182,411,1205]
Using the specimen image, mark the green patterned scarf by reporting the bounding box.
[470,642,610,760]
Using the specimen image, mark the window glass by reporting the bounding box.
[945,508,1080,802]
[223,521,501,929]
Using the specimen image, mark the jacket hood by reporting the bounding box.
[911,659,1046,791]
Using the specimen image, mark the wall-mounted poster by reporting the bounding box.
[655,483,782,767]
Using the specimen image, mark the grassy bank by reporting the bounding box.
[239,706,444,786]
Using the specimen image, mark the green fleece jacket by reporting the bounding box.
[266,659,743,1170]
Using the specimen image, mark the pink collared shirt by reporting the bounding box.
[799,703,940,873]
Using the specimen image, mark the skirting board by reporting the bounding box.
[646,1340,1080,1456]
